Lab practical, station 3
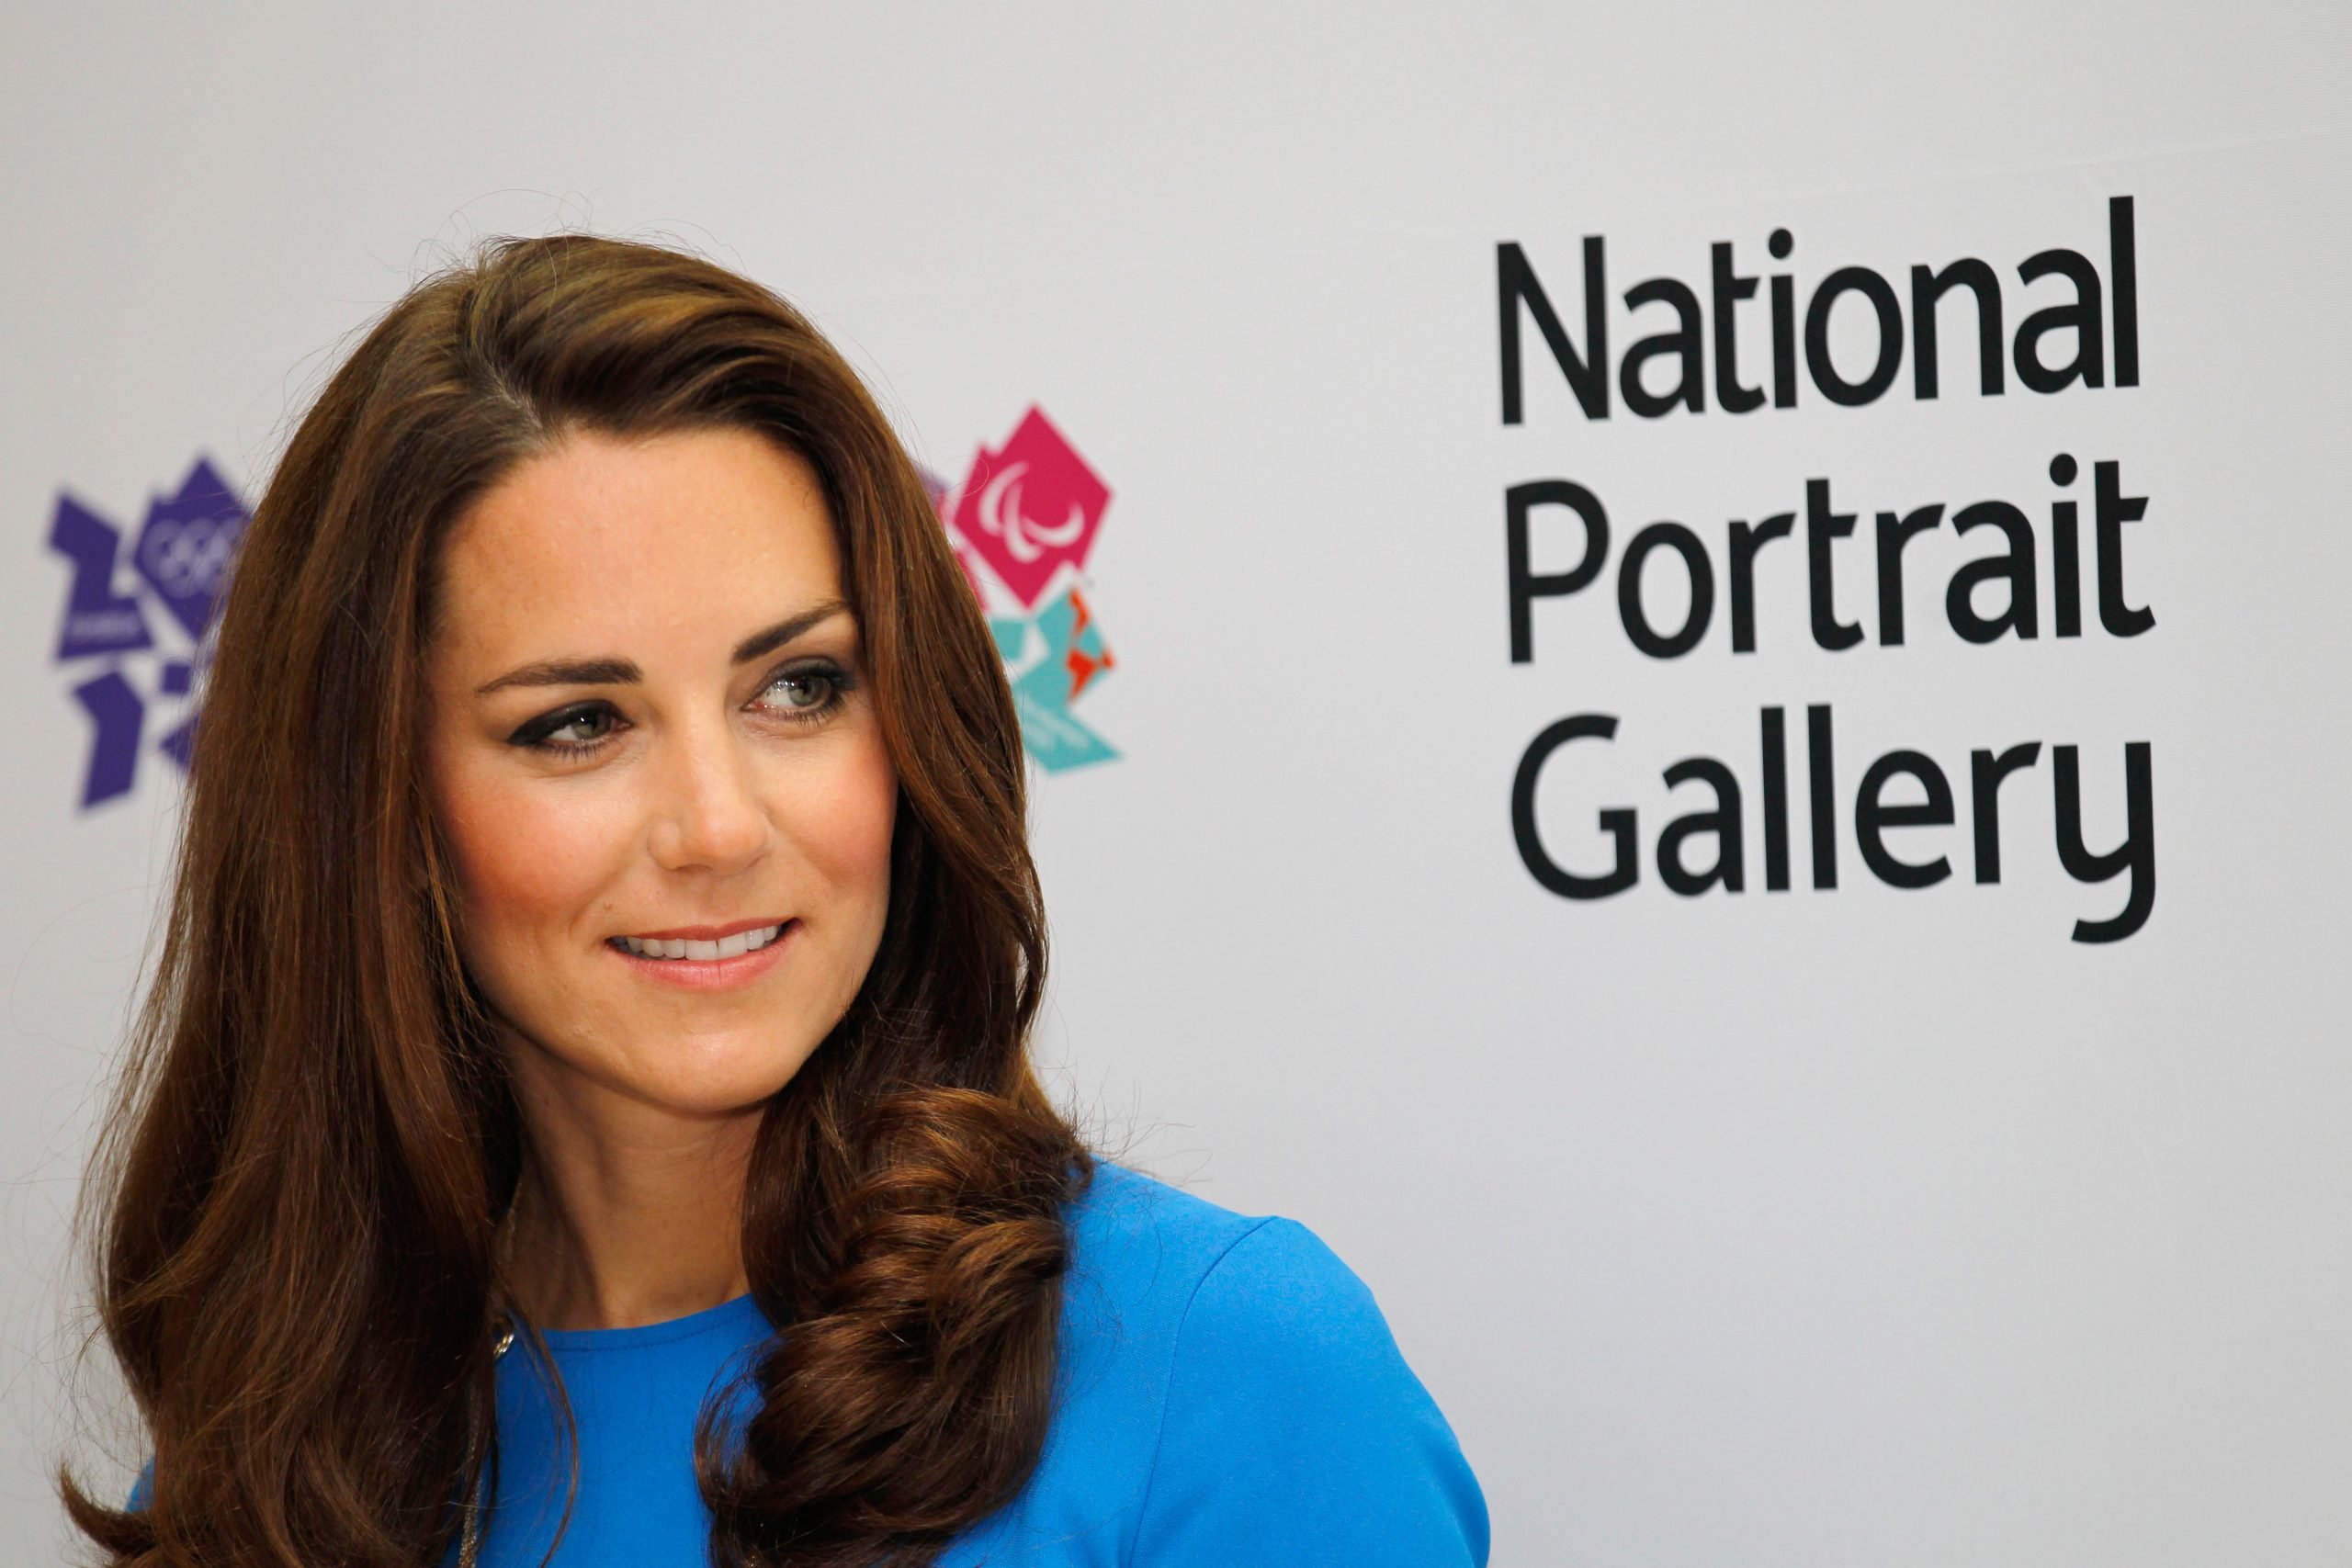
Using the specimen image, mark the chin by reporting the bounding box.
[630,1032,829,1118]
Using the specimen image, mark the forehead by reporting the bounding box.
[433,425,844,671]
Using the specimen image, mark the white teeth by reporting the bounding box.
[620,924,782,961]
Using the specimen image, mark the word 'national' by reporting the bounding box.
[1498,197,2138,421]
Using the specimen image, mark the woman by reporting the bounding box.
[64,235,1487,1567]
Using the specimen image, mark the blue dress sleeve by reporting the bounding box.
[1127,1218,1489,1566]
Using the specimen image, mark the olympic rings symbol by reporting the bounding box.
[140,516,237,600]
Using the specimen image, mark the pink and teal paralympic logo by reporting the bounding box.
[923,406,1118,773]
[47,457,250,809]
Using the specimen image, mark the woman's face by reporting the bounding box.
[424,425,897,1125]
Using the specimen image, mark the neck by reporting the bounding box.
[501,1049,762,1332]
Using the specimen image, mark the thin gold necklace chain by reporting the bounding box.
[461,1212,519,1568]
[491,1191,525,1359]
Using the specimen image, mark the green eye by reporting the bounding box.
[551,709,616,740]
[510,701,622,751]
[771,671,833,708]
[756,660,852,723]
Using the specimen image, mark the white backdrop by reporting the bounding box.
[6,5,2351,1564]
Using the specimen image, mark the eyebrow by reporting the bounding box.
[474,599,853,696]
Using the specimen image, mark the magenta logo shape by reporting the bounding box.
[950,407,1110,610]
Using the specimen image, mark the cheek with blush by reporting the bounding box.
[778,738,900,1023]
[429,758,639,1044]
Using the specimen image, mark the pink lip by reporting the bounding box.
[624,915,787,942]
[606,919,797,992]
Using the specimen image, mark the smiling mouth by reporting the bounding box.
[610,921,789,962]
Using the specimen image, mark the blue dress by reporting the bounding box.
[146,1163,1489,1564]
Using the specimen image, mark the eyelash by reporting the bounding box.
[505,660,855,757]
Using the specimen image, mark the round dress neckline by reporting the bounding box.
[526,1291,768,1354]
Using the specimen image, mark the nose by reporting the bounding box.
[646,717,773,875]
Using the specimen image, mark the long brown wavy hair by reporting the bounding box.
[62,234,1090,1568]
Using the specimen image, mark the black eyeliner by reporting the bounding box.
[764,653,854,688]
[506,700,612,748]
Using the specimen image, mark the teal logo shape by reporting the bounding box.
[989,586,1116,772]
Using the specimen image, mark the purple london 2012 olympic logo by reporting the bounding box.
[47,457,250,809]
